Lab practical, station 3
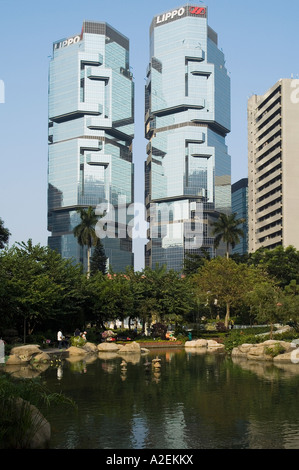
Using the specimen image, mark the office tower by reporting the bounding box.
[248,79,299,252]
[145,4,231,271]
[48,21,134,272]
[231,178,248,255]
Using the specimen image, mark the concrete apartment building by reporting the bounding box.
[248,78,299,253]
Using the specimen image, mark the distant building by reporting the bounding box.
[48,21,134,272]
[248,79,299,252]
[145,4,231,271]
[231,178,248,255]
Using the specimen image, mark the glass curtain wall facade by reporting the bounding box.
[145,5,231,271]
[48,22,134,272]
[231,178,248,255]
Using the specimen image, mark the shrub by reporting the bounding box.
[223,330,265,352]
[70,336,86,348]
[264,343,286,357]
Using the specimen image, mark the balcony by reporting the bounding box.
[86,67,110,82]
[86,153,110,167]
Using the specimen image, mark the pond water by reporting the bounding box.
[36,348,299,449]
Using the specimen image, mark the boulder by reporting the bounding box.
[118,341,141,354]
[15,398,51,449]
[185,338,224,351]
[10,345,42,363]
[5,354,24,365]
[232,340,295,362]
[262,339,288,348]
[273,352,294,363]
[31,352,51,363]
[83,342,98,353]
[207,340,225,351]
[97,342,120,352]
[67,346,86,356]
[185,339,208,348]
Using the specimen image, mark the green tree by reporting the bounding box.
[211,212,245,258]
[193,257,264,328]
[0,240,85,341]
[183,248,211,275]
[246,281,285,339]
[73,206,98,278]
[248,245,299,288]
[85,271,134,328]
[0,218,10,249]
[90,238,107,275]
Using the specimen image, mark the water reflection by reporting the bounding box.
[4,349,299,449]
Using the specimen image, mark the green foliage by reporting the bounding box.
[90,238,107,275]
[248,245,299,288]
[264,343,286,358]
[192,257,265,327]
[1,237,296,346]
[70,335,86,348]
[183,248,210,275]
[0,217,10,249]
[0,373,76,449]
[223,329,268,352]
[0,240,86,338]
[211,212,245,258]
[73,206,101,278]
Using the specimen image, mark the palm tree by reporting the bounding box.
[211,212,245,258]
[73,206,99,278]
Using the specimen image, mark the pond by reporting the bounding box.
[34,348,299,449]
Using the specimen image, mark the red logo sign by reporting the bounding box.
[189,6,206,15]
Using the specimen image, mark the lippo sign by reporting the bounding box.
[54,34,81,50]
[155,5,207,26]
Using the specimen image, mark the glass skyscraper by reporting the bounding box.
[48,21,134,272]
[145,4,231,271]
[232,178,248,256]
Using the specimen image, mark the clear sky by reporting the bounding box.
[0,0,298,270]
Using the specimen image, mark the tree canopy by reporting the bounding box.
[211,212,245,258]
[0,218,10,249]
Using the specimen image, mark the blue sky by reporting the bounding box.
[0,0,298,270]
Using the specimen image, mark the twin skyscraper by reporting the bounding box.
[48,5,231,273]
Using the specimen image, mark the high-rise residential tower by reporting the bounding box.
[145,4,231,271]
[48,22,134,272]
[248,79,299,252]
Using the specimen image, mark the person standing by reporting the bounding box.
[57,330,63,349]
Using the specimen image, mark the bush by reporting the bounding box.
[264,343,286,357]
[70,336,86,348]
[223,330,265,352]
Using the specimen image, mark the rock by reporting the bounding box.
[20,399,51,448]
[141,347,150,354]
[185,339,208,348]
[97,342,120,352]
[118,341,141,353]
[67,346,86,356]
[232,340,296,362]
[207,340,225,350]
[263,339,293,352]
[5,354,24,365]
[185,338,224,351]
[83,342,98,353]
[31,352,51,363]
[10,345,42,363]
[273,352,294,363]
